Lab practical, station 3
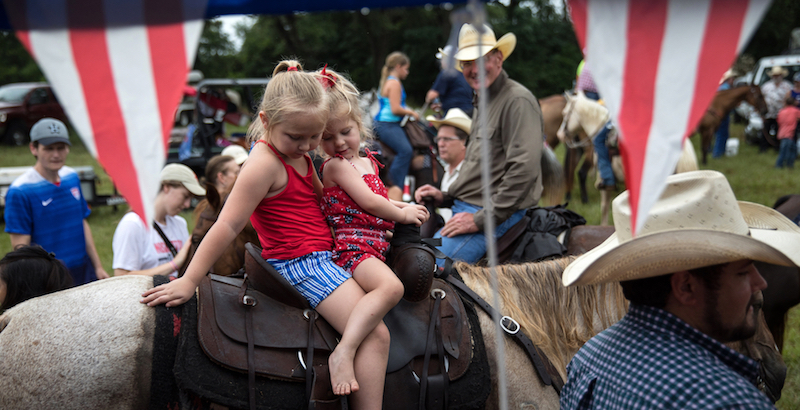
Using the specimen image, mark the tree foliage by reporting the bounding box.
[0,32,44,84]
[743,0,800,59]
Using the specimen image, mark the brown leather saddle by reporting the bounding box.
[196,242,472,410]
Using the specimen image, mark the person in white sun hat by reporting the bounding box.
[414,23,543,263]
[560,170,794,409]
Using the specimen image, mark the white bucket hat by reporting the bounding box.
[453,24,516,72]
[426,108,472,135]
[160,163,206,196]
[562,170,800,287]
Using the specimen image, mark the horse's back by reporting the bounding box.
[0,276,155,410]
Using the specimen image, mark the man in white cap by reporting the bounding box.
[760,66,793,152]
[415,23,543,263]
[427,108,471,194]
[560,170,791,409]
[4,118,109,285]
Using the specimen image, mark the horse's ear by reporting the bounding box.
[205,182,221,210]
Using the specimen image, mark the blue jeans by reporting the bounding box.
[776,138,796,168]
[374,121,413,187]
[593,120,615,186]
[712,113,730,158]
[434,200,526,264]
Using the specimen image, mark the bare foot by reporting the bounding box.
[328,346,359,395]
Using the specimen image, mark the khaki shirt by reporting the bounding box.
[447,70,543,229]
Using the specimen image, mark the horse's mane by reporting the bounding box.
[572,94,609,136]
[455,256,627,378]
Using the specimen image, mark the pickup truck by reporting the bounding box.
[0,82,69,146]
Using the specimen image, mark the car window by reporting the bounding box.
[756,63,800,86]
[27,88,50,105]
[0,86,34,103]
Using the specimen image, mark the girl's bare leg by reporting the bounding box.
[315,258,403,408]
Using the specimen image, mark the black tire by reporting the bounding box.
[4,122,28,146]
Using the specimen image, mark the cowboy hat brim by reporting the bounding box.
[454,33,517,72]
[562,202,800,287]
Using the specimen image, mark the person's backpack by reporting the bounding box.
[508,204,586,263]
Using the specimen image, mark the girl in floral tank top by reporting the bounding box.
[143,61,399,408]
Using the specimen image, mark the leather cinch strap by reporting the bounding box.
[444,274,564,394]
[419,291,449,410]
[239,278,258,410]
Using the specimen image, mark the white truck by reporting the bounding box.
[737,53,800,143]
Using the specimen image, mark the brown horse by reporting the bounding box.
[181,181,260,276]
[695,85,768,164]
[541,93,595,204]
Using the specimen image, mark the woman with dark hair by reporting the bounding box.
[0,245,73,311]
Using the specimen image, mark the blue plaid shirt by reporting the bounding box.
[561,303,775,409]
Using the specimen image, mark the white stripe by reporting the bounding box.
[738,0,771,51]
[24,0,97,156]
[104,0,163,226]
[585,0,628,130]
[182,0,207,66]
[637,0,711,231]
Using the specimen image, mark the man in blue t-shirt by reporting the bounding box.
[4,118,109,285]
[425,45,474,118]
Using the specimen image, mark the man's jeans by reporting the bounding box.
[593,121,615,187]
[434,200,526,264]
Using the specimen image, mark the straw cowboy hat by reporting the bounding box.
[452,23,516,72]
[768,66,789,77]
[562,170,800,287]
[719,69,736,84]
[426,108,472,135]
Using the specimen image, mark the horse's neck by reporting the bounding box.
[713,86,749,112]
[576,99,609,135]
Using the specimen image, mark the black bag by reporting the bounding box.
[403,120,434,149]
[509,204,587,263]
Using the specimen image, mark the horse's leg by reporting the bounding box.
[577,147,592,204]
[564,148,577,202]
[701,132,710,165]
[475,308,560,410]
[600,190,611,226]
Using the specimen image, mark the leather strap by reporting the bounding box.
[306,310,316,410]
[444,275,564,394]
[239,278,257,410]
[419,292,448,410]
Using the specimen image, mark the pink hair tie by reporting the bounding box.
[318,64,336,89]
[287,66,299,72]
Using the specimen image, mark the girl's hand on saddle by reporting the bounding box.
[401,204,429,226]
[140,276,197,307]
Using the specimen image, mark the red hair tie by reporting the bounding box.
[287,66,298,72]
[318,64,336,89]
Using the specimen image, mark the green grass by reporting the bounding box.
[1,124,799,407]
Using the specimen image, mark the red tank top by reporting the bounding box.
[249,142,333,260]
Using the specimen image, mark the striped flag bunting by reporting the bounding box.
[3,0,208,226]
[568,0,770,234]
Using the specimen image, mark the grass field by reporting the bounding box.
[0,124,798,407]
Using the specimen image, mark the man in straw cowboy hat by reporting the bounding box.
[415,23,543,263]
[559,170,792,409]
[760,66,793,152]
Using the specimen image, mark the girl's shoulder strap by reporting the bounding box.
[363,149,385,174]
[256,140,287,166]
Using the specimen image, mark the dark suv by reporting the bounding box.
[0,83,68,146]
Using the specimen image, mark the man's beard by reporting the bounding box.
[704,291,760,343]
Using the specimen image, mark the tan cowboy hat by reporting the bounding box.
[768,66,788,77]
[562,170,800,287]
[453,24,516,72]
[426,108,472,135]
[719,68,736,84]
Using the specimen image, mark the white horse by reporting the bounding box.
[0,257,630,409]
[557,91,698,225]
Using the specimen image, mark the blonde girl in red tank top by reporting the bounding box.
[142,60,386,409]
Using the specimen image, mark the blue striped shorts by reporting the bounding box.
[266,251,351,308]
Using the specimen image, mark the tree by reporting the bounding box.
[0,32,44,85]
[193,19,240,79]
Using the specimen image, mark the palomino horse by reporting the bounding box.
[558,92,699,225]
[0,256,631,409]
[541,93,595,204]
[695,84,768,164]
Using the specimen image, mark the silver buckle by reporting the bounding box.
[242,295,257,307]
[501,316,520,334]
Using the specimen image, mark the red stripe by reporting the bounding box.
[67,0,145,222]
[568,0,588,50]
[685,0,749,141]
[617,0,668,236]
[145,0,189,144]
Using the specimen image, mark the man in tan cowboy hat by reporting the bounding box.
[760,66,793,152]
[427,108,471,194]
[560,170,793,409]
[415,23,543,263]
